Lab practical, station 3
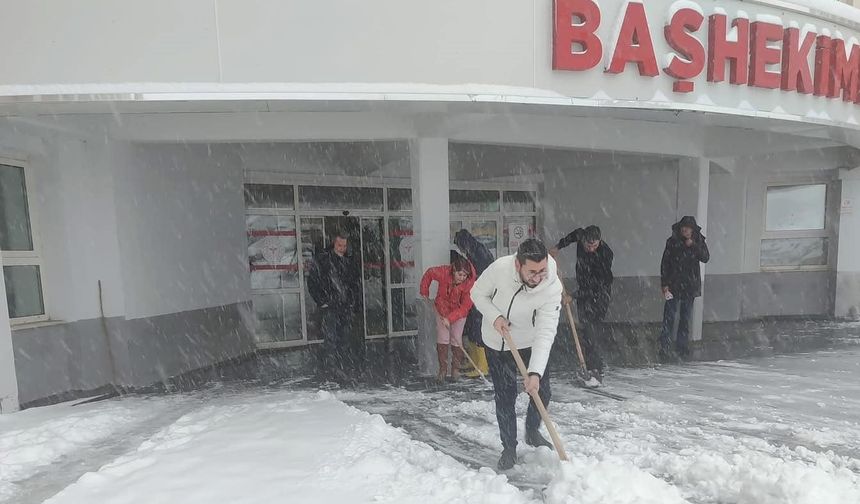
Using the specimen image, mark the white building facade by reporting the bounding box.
[2,0,860,410]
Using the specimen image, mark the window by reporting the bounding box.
[503,191,537,213]
[244,184,294,210]
[449,190,500,213]
[245,183,304,346]
[387,188,412,211]
[1,160,46,322]
[762,184,829,269]
[299,185,383,211]
[766,184,826,231]
[450,188,537,257]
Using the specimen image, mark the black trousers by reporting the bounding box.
[577,298,607,373]
[486,346,551,450]
[321,307,364,379]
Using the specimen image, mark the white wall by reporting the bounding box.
[233,141,410,179]
[707,170,747,276]
[113,143,249,319]
[2,0,860,130]
[0,122,126,322]
[543,160,679,278]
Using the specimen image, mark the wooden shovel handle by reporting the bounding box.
[499,332,569,462]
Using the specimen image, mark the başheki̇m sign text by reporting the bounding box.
[554,0,859,100]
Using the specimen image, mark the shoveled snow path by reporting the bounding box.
[344,350,860,503]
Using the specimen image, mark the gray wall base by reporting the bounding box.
[550,317,860,370]
[13,302,255,406]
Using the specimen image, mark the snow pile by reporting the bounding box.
[0,397,173,503]
[43,390,532,504]
[802,0,860,25]
[647,443,860,504]
[546,455,689,504]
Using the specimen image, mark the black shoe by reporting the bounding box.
[525,429,553,449]
[497,447,517,471]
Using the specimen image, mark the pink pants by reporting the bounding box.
[436,316,466,347]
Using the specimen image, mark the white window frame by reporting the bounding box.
[0,156,48,325]
[760,180,833,272]
[448,183,540,259]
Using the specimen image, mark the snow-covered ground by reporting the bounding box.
[2,350,859,503]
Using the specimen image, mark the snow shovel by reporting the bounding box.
[556,267,601,388]
[499,331,569,462]
[460,345,491,386]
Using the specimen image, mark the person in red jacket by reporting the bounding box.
[420,254,476,381]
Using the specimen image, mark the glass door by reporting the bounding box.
[300,216,364,342]
[247,213,302,343]
[361,217,388,337]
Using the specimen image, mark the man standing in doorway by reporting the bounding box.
[471,239,563,470]
[659,216,710,361]
[308,231,364,383]
[550,225,614,379]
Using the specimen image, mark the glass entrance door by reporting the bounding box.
[360,217,387,337]
[300,215,388,341]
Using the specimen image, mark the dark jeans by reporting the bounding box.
[321,307,364,379]
[660,297,694,356]
[486,346,551,451]
[577,300,606,373]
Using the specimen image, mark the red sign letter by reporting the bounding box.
[606,2,659,76]
[814,35,833,96]
[708,14,750,85]
[748,22,783,89]
[664,8,706,80]
[553,0,603,71]
[781,28,816,94]
[830,38,860,102]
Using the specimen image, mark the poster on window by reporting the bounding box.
[508,222,528,250]
[398,235,416,282]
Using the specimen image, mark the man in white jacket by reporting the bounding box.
[471,239,563,470]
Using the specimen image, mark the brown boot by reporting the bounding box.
[436,344,449,382]
[451,346,464,380]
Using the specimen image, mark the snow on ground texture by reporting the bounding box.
[5,350,860,503]
[0,396,177,503]
[347,351,860,504]
[43,390,529,504]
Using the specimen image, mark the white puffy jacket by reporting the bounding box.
[471,254,563,377]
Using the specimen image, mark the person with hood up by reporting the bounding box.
[453,229,496,376]
[659,216,710,360]
[550,225,614,378]
[420,254,476,381]
[471,238,563,470]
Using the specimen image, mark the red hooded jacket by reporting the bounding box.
[419,263,476,323]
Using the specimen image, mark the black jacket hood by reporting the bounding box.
[672,216,702,237]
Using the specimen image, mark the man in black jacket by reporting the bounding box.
[659,216,710,360]
[551,225,614,376]
[307,232,364,381]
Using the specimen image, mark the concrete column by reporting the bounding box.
[677,157,710,342]
[836,167,860,319]
[410,138,450,376]
[0,254,20,413]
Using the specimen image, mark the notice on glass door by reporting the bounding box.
[509,222,527,250]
